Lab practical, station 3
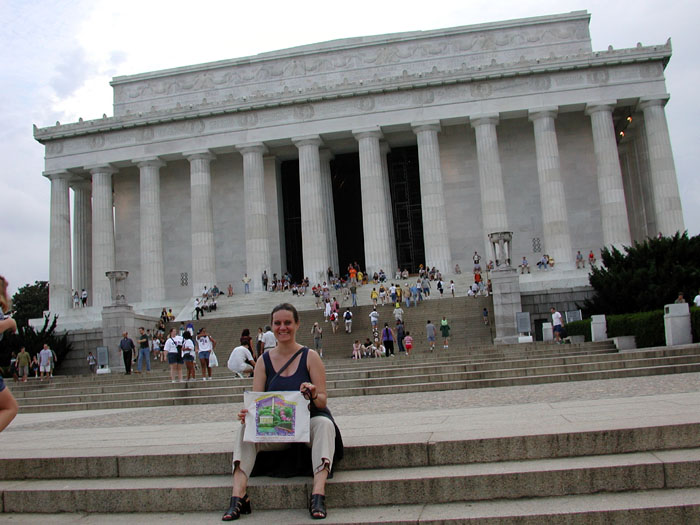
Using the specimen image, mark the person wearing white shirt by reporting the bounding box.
[164,328,184,382]
[550,307,564,343]
[197,328,216,381]
[261,326,276,353]
[694,291,700,308]
[227,345,255,378]
[182,332,197,381]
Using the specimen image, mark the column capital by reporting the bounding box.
[528,107,558,121]
[184,150,216,162]
[319,147,334,162]
[584,101,617,116]
[469,114,500,128]
[70,178,92,191]
[87,165,117,176]
[135,157,165,169]
[638,94,670,110]
[237,142,268,155]
[411,121,441,134]
[352,127,383,140]
[43,170,73,181]
[292,135,323,148]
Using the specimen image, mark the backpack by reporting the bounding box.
[344,311,352,320]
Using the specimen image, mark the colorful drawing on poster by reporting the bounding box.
[255,393,297,437]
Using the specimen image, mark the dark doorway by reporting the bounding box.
[331,153,364,275]
[388,146,425,273]
[280,160,303,282]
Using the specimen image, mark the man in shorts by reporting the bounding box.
[550,307,564,343]
[38,344,52,381]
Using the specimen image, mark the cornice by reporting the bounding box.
[33,43,671,143]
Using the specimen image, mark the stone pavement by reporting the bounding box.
[2,371,700,459]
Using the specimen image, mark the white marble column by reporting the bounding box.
[471,114,509,257]
[319,148,339,275]
[238,143,271,292]
[354,128,395,276]
[412,122,451,272]
[379,142,397,274]
[186,151,217,295]
[71,180,92,302]
[528,108,573,265]
[585,102,632,249]
[292,136,329,284]
[639,96,685,235]
[48,172,72,312]
[137,158,166,302]
[90,166,117,308]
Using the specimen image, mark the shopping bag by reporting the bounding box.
[209,351,219,367]
[243,391,310,443]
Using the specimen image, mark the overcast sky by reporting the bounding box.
[1,0,697,294]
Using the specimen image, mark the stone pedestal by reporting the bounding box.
[591,314,607,342]
[664,303,691,346]
[542,322,554,342]
[490,267,523,343]
[101,271,134,373]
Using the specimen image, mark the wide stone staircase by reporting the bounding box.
[2,401,700,522]
[170,295,495,360]
[6,301,700,521]
[12,342,700,414]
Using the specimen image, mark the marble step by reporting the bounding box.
[13,488,695,524]
[11,346,621,399]
[3,422,697,481]
[15,354,700,412]
[2,448,698,513]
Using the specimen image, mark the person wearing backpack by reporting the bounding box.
[343,309,353,333]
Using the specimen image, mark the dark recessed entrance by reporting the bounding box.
[280,159,303,281]
[388,146,425,273]
[331,153,364,275]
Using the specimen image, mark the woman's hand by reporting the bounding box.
[237,408,248,424]
[300,382,317,400]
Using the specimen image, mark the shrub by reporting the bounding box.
[606,310,665,348]
[0,315,72,376]
[564,319,591,341]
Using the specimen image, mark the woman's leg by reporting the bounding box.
[309,417,336,495]
[169,363,176,381]
[176,363,183,382]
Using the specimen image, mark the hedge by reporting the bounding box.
[564,308,700,348]
[564,320,591,341]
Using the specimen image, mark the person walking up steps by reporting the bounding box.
[426,320,436,352]
[440,316,451,351]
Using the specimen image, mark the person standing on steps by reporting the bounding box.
[426,320,436,352]
[343,309,353,333]
[381,323,396,357]
[164,328,184,383]
[119,332,135,375]
[223,303,342,521]
[311,322,323,358]
[551,307,564,343]
[440,316,451,351]
[136,327,150,374]
[197,327,216,381]
[483,307,489,325]
[262,325,277,354]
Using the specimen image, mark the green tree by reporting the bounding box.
[582,232,700,316]
[11,281,48,328]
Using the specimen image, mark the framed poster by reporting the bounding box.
[243,391,310,443]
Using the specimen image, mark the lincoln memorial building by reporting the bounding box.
[34,11,684,316]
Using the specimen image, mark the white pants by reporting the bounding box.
[233,416,336,477]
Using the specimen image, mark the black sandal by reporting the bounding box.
[309,493,327,519]
[222,494,251,521]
